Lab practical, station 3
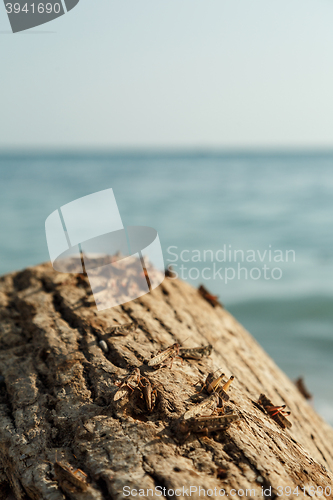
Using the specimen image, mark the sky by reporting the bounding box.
[1,0,333,149]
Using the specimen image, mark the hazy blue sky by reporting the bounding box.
[1,0,333,149]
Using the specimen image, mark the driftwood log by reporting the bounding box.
[0,263,332,500]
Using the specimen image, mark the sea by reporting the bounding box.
[0,151,332,425]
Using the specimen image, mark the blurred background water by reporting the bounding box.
[0,151,332,424]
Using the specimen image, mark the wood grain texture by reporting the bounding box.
[0,263,332,500]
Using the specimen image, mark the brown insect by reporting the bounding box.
[165,265,177,278]
[216,468,228,480]
[114,368,143,401]
[147,343,181,369]
[104,321,137,337]
[201,372,235,402]
[258,394,292,429]
[295,377,312,400]
[179,345,212,360]
[54,461,89,493]
[206,371,224,393]
[176,413,239,440]
[140,378,157,412]
[198,285,223,308]
[183,392,221,420]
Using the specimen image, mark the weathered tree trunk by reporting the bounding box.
[0,263,332,500]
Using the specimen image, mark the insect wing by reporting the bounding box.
[184,393,219,420]
[216,387,230,402]
[185,413,239,433]
[273,412,292,429]
[105,322,137,336]
[179,345,212,360]
[142,381,152,411]
[113,387,129,401]
[148,346,173,366]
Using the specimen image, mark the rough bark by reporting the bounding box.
[0,263,332,500]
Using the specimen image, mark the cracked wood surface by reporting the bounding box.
[0,263,332,500]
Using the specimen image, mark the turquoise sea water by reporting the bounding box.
[0,151,332,424]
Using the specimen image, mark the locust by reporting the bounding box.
[114,368,144,401]
[215,375,235,401]
[165,265,177,278]
[205,371,224,393]
[295,377,312,400]
[176,413,239,440]
[147,343,181,369]
[183,392,221,420]
[258,393,292,429]
[140,378,157,413]
[200,372,235,402]
[54,461,89,493]
[179,345,212,360]
[198,285,223,308]
[216,468,228,480]
[104,322,137,337]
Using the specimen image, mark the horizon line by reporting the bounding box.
[2,146,333,159]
